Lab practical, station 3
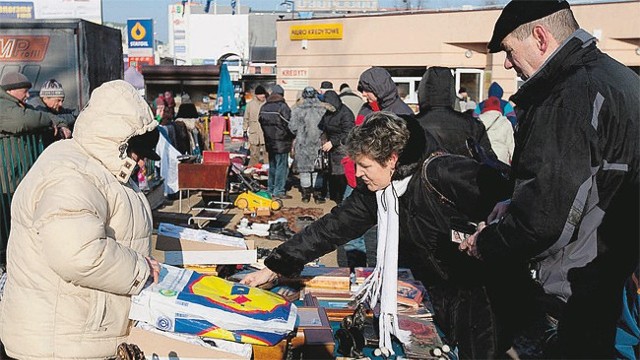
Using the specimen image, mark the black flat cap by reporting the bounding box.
[488,0,570,53]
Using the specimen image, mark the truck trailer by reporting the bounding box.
[0,19,123,111]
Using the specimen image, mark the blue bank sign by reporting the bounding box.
[127,19,153,49]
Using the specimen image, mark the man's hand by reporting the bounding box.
[145,256,160,283]
[240,268,278,288]
[487,199,511,224]
[59,126,71,139]
[459,222,486,259]
[321,141,333,152]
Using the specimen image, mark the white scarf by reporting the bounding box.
[355,175,413,355]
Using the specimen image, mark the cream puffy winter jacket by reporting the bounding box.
[478,109,514,165]
[0,80,156,359]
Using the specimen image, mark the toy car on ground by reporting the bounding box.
[234,190,282,212]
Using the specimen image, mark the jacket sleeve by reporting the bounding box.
[333,109,355,146]
[33,176,150,296]
[473,102,482,118]
[265,188,377,277]
[2,103,62,134]
[243,103,251,131]
[477,105,594,262]
[503,102,517,127]
[288,108,301,135]
[282,104,294,138]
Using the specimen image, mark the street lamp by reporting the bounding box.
[280,0,295,19]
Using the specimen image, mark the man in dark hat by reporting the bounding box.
[259,84,294,199]
[0,72,69,137]
[460,1,640,358]
[318,81,334,101]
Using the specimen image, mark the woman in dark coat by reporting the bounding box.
[319,90,354,203]
[243,111,522,358]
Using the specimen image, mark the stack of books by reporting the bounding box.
[280,266,352,293]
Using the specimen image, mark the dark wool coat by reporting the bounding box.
[319,91,354,175]
[258,93,294,154]
[264,115,517,358]
[416,66,496,159]
[289,97,326,173]
[476,30,639,358]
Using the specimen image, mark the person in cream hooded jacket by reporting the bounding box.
[0,80,159,359]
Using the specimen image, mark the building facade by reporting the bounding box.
[275,1,640,109]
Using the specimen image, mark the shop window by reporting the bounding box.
[455,68,484,104]
[392,76,422,114]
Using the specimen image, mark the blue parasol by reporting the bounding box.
[216,63,238,115]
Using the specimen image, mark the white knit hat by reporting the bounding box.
[39,79,65,98]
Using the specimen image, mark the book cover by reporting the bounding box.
[397,280,425,309]
[280,266,351,291]
[303,293,358,322]
[397,315,444,359]
[354,267,415,283]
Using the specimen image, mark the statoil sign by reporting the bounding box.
[289,23,343,40]
[127,19,154,49]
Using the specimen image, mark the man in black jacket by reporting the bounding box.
[460,1,640,358]
[259,85,294,199]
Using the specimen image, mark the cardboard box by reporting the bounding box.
[152,235,257,265]
[127,326,248,360]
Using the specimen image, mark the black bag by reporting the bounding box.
[314,149,330,172]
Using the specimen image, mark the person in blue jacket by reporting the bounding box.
[473,81,517,128]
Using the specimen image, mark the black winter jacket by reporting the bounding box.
[477,30,640,303]
[319,91,354,175]
[259,93,293,154]
[265,115,514,358]
[416,66,495,158]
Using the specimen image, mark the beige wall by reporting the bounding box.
[276,1,640,104]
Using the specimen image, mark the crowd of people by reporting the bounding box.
[0,0,638,358]
[242,1,639,359]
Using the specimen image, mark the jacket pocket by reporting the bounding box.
[86,291,107,331]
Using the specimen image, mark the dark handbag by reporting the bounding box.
[314,149,330,172]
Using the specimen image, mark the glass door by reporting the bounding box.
[455,68,484,105]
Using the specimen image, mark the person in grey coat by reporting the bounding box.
[289,86,327,203]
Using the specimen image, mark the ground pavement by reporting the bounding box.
[153,185,339,267]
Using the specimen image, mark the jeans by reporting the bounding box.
[268,152,289,196]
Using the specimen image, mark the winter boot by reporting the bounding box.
[301,187,312,203]
[313,190,326,204]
